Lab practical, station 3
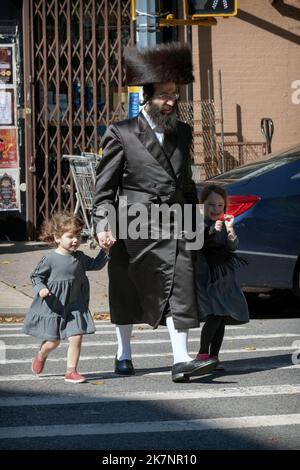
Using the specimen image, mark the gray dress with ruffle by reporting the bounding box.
[22,249,107,340]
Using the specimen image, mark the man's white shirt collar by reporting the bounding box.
[142,107,164,145]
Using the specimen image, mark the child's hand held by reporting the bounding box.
[39,288,51,298]
[97,231,116,249]
[215,220,223,232]
[224,214,234,228]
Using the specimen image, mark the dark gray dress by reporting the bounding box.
[195,220,249,324]
[22,249,107,341]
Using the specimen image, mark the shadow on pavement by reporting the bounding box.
[191,353,295,384]
[0,379,286,451]
[246,292,300,319]
[0,242,49,255]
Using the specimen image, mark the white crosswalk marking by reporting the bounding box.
[1,414,300,439]
[0,325,246,335]
[1,346,299,365]
[0,319,299,449]
[1,384,300,407]
[1,363,299,382]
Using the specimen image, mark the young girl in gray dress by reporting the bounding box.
[195,184,249,370]
[23,212,108,383]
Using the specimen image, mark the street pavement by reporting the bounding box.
[0,315,300,450]
[0,241,299,451]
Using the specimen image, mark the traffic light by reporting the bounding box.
[185,0,238,17]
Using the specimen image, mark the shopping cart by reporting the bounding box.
[63,152,101,248]
[81,151,102,173]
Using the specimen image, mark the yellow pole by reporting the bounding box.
[131,0,136,21]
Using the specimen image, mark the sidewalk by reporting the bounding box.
[0,241,109,319]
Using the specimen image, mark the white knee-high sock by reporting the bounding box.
[166,316,192,364]
[116,324,133,360]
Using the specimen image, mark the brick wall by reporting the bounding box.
[192,0,300,153]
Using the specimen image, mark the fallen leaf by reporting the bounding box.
[244,346,257,351]
[93,313,110,321]
[0,316,24,323]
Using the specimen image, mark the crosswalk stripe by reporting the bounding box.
[0,325,117,332]
[1,345,299,364]
[0,326,248,337]
[2,336,299,350]
[1,414,300,439]
[0,324,247,331]
[0,362,299,382]
[1,384,300,407]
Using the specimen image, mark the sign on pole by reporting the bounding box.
[186,0,238,17]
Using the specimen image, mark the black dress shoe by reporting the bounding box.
[172,358,217,383]
[114,356,135,375]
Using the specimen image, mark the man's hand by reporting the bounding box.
[97,231,116,250]
[224,214,234,229]
[224,214,236,240]
[39,288,51,298]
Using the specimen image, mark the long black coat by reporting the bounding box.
[93,112,200,329]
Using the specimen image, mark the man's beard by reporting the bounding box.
[146,102,178,134]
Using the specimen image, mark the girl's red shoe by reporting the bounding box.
[195,353,210,361]
[64,370,86,383]
[31,353,46,375]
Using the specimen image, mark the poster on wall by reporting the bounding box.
[0,128,18,168]
[0,45,13,85]
[0,89,14,125]
[0,168,20,210]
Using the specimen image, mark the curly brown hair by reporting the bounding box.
[200,184,228,212]
[39,212,85,246]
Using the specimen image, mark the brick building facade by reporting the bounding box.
[192,0,300,153]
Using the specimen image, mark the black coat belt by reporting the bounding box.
[119,188,185,204]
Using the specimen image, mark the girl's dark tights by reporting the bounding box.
[199,315,226,357]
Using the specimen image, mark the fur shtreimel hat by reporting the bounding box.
[124,42,194,85]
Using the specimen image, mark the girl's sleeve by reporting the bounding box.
[80,249,108,271]
[206,224,225,245]
[30,256,51,295]
[226,234,239,251]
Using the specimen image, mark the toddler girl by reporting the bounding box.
[23,212,108,383]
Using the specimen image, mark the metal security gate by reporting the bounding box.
[178,99,222,181]
[23,0,134,235]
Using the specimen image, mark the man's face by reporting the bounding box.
[146,82,178,133]
[152,82,178,114]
